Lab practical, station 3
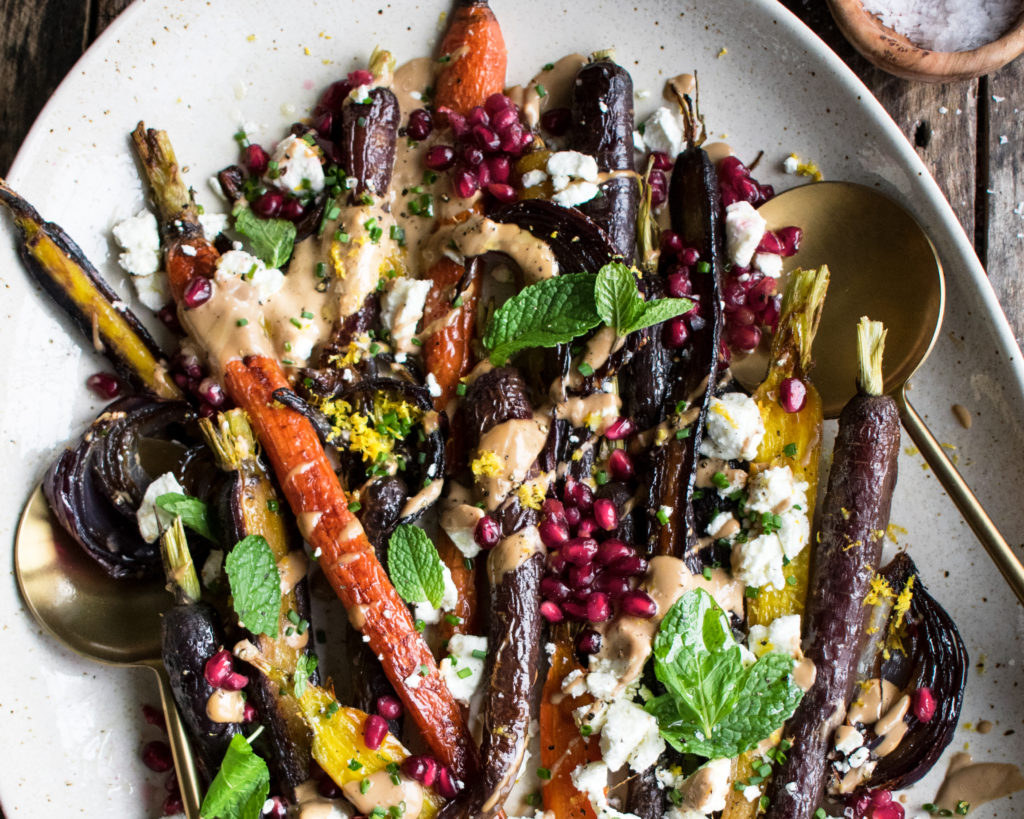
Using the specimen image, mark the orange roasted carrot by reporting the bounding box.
[423,255,480,412]
[435,529,480,642]
[132,123,480,783]
[540,637,599,819]
[433,0,507,116]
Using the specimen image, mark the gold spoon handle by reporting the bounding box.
[151,664,203,819]
[897,387,1024,606]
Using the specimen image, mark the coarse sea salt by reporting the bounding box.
[861,0,1021,52]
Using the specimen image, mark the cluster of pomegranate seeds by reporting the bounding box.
[141,740,173,773]
[539,473,655,647]
[203,649,256,720]
[658,230,705,351]
[401,753,459,797]
[427,93,533,203]
[850,789,905,819]
[718,155,774,207]
[139,704,186,816]
[169,349,231,417]
[86,372,122,401]
[539,107,572,136]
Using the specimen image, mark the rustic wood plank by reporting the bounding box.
[985,58,1024,346]
[782,0,978,243]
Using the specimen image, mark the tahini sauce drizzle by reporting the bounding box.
[506,53,588,128]
[934,752,1024,811]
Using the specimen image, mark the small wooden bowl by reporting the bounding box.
[826,0,1024,82]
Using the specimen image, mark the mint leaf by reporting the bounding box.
[646,589,804,759]
[156,492,215,542]
[225,535,282,637]
[200,733,270,819]
[293,652,319,698]
[483,273,601,365]
[594,261,645,332]
[233,207,296,268]
[624,296,694,334]
[387,524,445,608]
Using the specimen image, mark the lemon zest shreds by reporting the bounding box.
[863,574,896,607]
[517,481,546,511]
[318,393,423,465]
[796,159,824,181]
[471,450,503,479]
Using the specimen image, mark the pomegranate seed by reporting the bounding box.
[868,791,893,807]
[780,377,807,413]
[540,576,571,602]
[162,792,184,816]
[487,183,517,202]
[424,145,456,171]
[443,108,469,137]
[593,498,618,531]
[261,796,288,819]
[539,518,570,549]
[347,69,374,87]
[567,563,597,590]
[485,93,512,114]
[723,281,748,309]
[318,80,353,114]
[912,687,936,722]
[453,169,479,199]
[539,600,565,623]
[156,305,181,331]
[605,417,635,440]
[540,107,572,135]
[664,317,690,348]
[660,230,683,256]
[871,805,904,819]
[281,197,305,222]
[667,272,693,298]
[762,300,781,331]
[576,518,598,538]
[313,111,333,138]
[499,125,525,155]
[86,372,121,400]
[649,169,668,208]
[467,107,490,128]
[204,649,234,688]
[777,226,803,256]
[221,671,249,692]
[486,155,511,183]
[680,247,701,266]
[597,539,633,565]
[243,144,270,175]
[730,305,757,326]
[198,377,226,408]
[491,107,519,134]
[547,551,569,574]
[651,151,674,171]
[567,480,594,512]
[596,574,631,598]
[474,515,501,549]
[142,704,166,731]
[729,323,761,351]
[472,125,500,152]
[318,775,342,799]
[611,555,649,577]
[564,506,582,527]
[542,498,567,524]
[576,628,602,655]
[586,592,611,623]
[376,695,403,721]
[621,589,658,618]
[757,230,785,255]
[253,190,284,218]
[182,276,212,309]
[748,276,777,309]
[608,449,635,481]
[173,373,188,389]
[563,537,598,565]
[477,162,493,188]
[142,740,173,772]
[199,403,216,419]
[407,108,433,141]
[242,703,257,722]
[363,714,389,750]
[437,766,461,799]
[402,755,439,788]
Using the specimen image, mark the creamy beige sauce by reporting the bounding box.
[846,678,901,725]
[703,142,735,165]
[694,457,747,489]
[293,780,348,819]
[583,326,626,372]
[488,525,545,586]
[342,769,424,818]
[506,53,588,129]
[793,657,817,692]
[555,392,621,436]
[593,556,744,699]
[423,214,559,283]
[475,417,550,510]
[952,403,973,429]
[934,752,1024,811]
[665,72,696,102]
[441,494,485,535]
[399,475,444,519]
[206,689,245,723]
[277,550,309,595]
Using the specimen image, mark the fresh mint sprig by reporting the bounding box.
[200,732,270,819]
[224,535,282,638]
[233,206,296,268]
[155,492,215,542]
[644,588,804,760]
[387,524,446,608]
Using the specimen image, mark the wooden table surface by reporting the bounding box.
[0,0,1022,816]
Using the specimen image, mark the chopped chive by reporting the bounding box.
[675,427,691,439]
[315,261,327,278]
[267,499,280,512]
[535,84,548,97]
[390,224,406,245]
[327,205,341,220]
[543,62,555,71]
[702,566,713,581]
[457,667,473,679]
[236,317,249,327]
[325,700,340,717]
[697,260,711,273]
[578,361,594,377]
[445,614,462,625]
[348,758,362,771]
[348,500,361,512]
[456,383,467,396]
[360,778,371,794]
[537,767,551,780]
[745,585,761,598]
[471,648,487,660]
[290,317,303,328]
[335,230,350,243]
[783,442,798,457]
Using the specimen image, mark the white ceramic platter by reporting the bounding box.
[2,0,1024,815]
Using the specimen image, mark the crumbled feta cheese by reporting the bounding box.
[783,154,800,174]
[743,784,762,802]
[405,672,421,689]
[521,169,548,188]
[776,509,810,560]
[748,614,802,658]
[699,392,765,461]
[753,251,784,278]
[571,762,642,819]
[439,495,484,558]
[412,563,459,625]
[731,532,786,590]
[201,550,224,588]
[640,107,686,158]
[632,130,647,152]
[599,699,664,773]
[113,210,161,277]
[546,151,600,208]
[586,655,629,701]
[746,466,804,515]
[439,634,488,704]
[562,669,587,698]
[216,249,284,302]
[132,271,171,311]
[713,468,747,499]
[136,472,186,543]
[552,181,601,208]
[199,211,229,239]
[181,245,197,257]
[348,84,373,103]
[724,201,767,268]
[425,372,443,398]
[835,726,865,755]
[705,510,739,541]
[380,277,432,352]
[848,746,871,769]
[269,134,325,194]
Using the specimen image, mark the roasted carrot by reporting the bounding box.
[131,123,480,783]
[540,635,598,819]
[423,255,480,412]
[433,0,507,116]
[435,529,481,642]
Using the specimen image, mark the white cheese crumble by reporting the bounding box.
[201,549,224,588]
[380,277,432,353]
[404,672,422,690]
[439,634,488,704]
[848,746,871,769]
[439,496,484,559]
[412,563,459,624]
[724,201,767,268]
[599,699,665,774]
[521,169,548,188]
[835,726,866,755]
[137,472,186,543]
[783,154,800,174]
[546,151,601,208]
[586,655,629,701]
[269,134,325,194]
[747,614,802,659]
[571,762,641,819]
[639,106,686,158]
[699,392,765,462]
[753,251,784,278]
[731,532,786,590]
[746,465,804,515]
[425,372,443,399]
[215,249,284,302]
[113,211,161,277]
[705,510,738,541]
[198,211,229,239]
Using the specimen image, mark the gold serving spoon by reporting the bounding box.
[15,485,203,818]
[750,180,1024,605]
